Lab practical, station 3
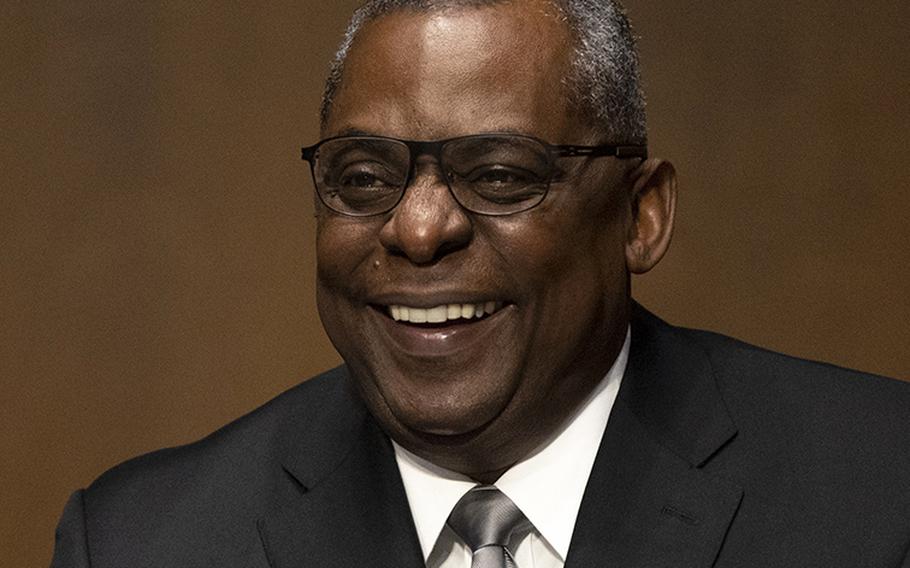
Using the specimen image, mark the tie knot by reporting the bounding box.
[446,486,531,551]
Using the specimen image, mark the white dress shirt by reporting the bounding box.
[393,328,630,568]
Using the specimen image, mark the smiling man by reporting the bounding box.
[311,0,671,487]
[51,1,910,567]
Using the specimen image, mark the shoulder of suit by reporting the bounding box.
[633,304,909,441]
[82,366,350,510]
[660,316,910,460]
[676,321,909,400]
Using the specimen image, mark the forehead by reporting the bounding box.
[325,1,585,141]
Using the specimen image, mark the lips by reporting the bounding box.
[388,301,505,323]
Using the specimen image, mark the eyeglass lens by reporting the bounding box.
[313,135,553,216]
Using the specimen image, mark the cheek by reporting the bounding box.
[315,216,378,295]
[493,204,625,288]
[315,219,379,369]
[493,205,630,362]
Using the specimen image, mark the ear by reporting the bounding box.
[624,158,678,274]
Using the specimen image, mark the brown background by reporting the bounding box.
[2,1,908,565]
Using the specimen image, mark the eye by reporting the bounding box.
[338,163,398,189]
[323,161,404,211]
[474,167,523,185]
[463,165,543,186]
[454,165,547,205]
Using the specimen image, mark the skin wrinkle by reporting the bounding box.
[316,1,676,482]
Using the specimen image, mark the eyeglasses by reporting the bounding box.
[301,133,647,217]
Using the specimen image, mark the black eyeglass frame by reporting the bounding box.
[301,133,648,217]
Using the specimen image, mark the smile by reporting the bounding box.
[388,301,505,324]
[372,299,513,358]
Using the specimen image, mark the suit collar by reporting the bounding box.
[624,304,738,466]
[277,371,368,490]
[566,399,743,567]
[258,369,425,567]
[566,304,742,567]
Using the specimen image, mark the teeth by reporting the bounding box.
[410,308,427,323]
[388,302,504,324]
[426,305,447,323]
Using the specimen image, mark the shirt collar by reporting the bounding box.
[394,327,630,561]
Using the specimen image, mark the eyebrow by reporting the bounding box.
[328,127,537,140]
[332,128,376,137]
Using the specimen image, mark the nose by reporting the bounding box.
[378,165,473,264]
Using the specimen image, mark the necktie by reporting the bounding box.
[446,486,532,568]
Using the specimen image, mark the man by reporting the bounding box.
[52,1,910,567]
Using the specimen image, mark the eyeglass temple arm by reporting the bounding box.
[555,144,648,159]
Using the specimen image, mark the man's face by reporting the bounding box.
[316,1,635,479]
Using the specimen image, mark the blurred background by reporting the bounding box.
[2,1,908,565]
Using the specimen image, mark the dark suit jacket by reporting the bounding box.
[51,306,910,567]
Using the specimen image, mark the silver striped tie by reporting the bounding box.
[446,486,532,568]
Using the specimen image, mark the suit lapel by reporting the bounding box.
[566,306,743,567]
[257,371,425,568]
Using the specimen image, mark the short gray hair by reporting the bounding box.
[319,0,647,144]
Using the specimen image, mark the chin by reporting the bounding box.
[387,380,511,437]
[398,408,493,438]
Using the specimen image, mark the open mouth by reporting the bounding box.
[378,301,506,327]
[369,300,513,355]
